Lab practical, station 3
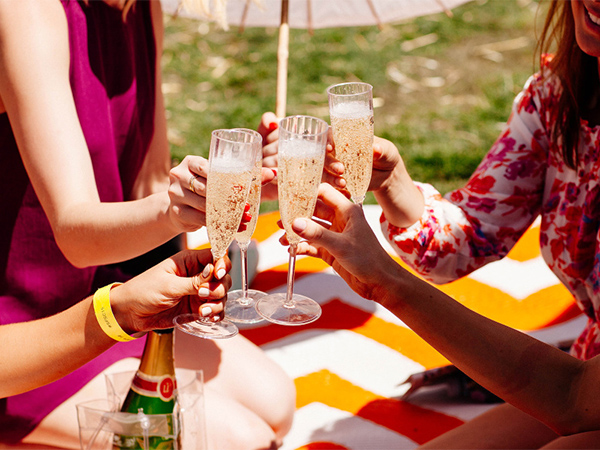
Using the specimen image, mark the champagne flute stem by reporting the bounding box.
[283,244,298,308]
[239,243,250,305]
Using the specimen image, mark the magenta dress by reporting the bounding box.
[0,0,156,442]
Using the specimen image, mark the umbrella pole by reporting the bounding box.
[276,0,289,118]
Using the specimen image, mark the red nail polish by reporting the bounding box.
[269,122,278,131]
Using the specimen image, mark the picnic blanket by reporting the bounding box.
[186,205,583,450]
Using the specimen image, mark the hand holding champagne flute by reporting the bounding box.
[175,129,256,339]
[256,115,328,326]
[327,82,374,207]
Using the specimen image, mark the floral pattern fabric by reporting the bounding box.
[382,61,600,360]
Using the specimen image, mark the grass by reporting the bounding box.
[161,0,546,209]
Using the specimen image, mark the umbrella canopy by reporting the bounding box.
[162,0,472,29]
[161,0,473,116]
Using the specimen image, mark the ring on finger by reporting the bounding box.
[189,175,198,194]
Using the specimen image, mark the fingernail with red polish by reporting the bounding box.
[269,122,278,131]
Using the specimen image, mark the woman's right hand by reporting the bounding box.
[168,155,210,232]
[291,183,398,302]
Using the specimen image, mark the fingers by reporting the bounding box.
[189,253,232,320]
[372,136,400,170]
[168,156,210,231]
[323,147,345,189]
[316,183,355,213]
[260,167,276,185]
[262,139,279,166]
[258,112,279,141]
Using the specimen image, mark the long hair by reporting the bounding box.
[537,0,599,169]
[83,0,136,20]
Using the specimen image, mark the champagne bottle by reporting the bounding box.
[113,328,180,449]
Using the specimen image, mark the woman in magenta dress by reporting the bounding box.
[0,0,293,448]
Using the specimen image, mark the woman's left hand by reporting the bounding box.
[110,248,232,333]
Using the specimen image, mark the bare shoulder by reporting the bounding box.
[0,0,66,34]
[0,0,69,113]
[0,0,68,61]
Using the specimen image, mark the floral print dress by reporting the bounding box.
[382,59,600,360]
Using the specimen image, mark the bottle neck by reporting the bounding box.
[138,329,175,377]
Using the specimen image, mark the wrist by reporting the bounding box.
[373,261,409,312]
[374,165,424,228]
[93,283,142,341]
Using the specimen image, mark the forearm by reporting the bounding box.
[0,298,115,397]
[373,163,424,228]
[55,191,179,267]
[378,269,588,434]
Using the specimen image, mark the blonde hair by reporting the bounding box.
[179,0,264,31]
[82,0,136,21]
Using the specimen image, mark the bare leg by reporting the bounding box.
[420,403,559,449]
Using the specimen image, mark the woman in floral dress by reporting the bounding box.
[309,0,600,448]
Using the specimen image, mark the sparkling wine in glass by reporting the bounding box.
[224,129,267,324]
[327,82,374,207]
[255,116,328,326]
[174,129,255,339]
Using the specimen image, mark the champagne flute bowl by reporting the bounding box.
[175,129,256,339]
[327,82,374,207]
[255,115,328,326]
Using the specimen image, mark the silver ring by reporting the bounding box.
[189,175,198,194]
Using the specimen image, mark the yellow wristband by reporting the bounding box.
[93,283,137,342]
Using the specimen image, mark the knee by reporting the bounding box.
[267,374,296,440]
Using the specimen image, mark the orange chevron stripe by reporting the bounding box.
[252,211,282,242]
[437,279,576,331]
[295,370,464,444]
[505,224,541,262]
[251,257,332,293]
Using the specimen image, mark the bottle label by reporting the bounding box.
[131,372,177,402]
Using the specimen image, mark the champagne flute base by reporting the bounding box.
[255,293,322,326]
[225,289,267,324]
[174,314,239,339]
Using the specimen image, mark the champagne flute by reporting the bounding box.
[224,128,267,324]
[255,115,328,326]
[174,129,255,339]
[327,82,374,207]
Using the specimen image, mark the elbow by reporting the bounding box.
[54,236,95,268]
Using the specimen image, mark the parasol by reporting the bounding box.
[160,0,473,117]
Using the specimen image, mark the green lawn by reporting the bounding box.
[161,0,545,209]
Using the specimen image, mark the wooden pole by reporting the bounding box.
[276,0,289,118]
[435,0,453,17]
[365,0,383,31]
[238,0,251,33]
